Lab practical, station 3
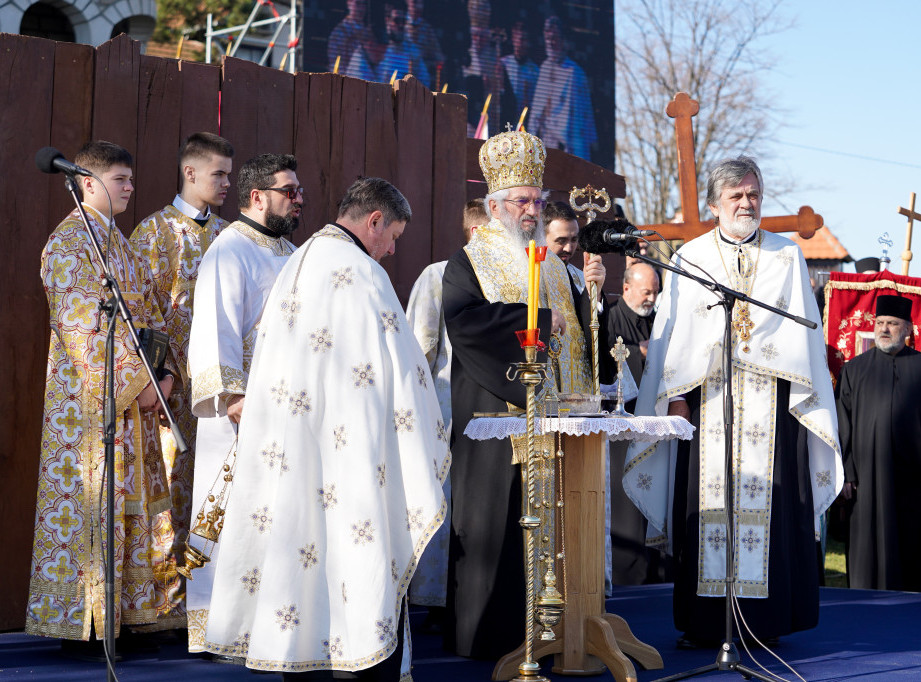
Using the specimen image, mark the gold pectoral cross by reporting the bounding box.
[734,304,754,353]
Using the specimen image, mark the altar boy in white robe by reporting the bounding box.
[185,153,299,651]
[203,177,449,679]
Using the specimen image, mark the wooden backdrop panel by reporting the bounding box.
[293,72,331,240]
[92,34,141,234]
[135,55,183,222]
[0,33,58,631]
[49,42,95,222]
[178,61,222,142]
[363,81,398,182]
[432,92,468,262]
[389,76,434,302]
[324,74,346,227]
[337,76,368,209]
[219,57,295,223]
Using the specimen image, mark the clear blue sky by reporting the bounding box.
[762,1,920,277]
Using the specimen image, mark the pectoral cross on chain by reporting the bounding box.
[734,306,754,353]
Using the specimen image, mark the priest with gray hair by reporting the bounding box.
[624,156,843,647]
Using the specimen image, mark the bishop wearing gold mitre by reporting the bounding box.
[442,129,604,660]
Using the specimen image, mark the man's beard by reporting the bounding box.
[266,210,298,236]
[497,205,545,254]
[875,331,907,354]
[722,214,760,239]
[628,300,654,318]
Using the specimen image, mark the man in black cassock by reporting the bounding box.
[606,263,674,585]
[442,129,602,660]
[836,294,921,591]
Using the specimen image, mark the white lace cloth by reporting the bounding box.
[464,415,695,442]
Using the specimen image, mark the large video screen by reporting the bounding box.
[301,0,615,169]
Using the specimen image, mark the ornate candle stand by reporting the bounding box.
[507,331,555,682]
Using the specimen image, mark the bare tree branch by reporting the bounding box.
[615,0,794,225]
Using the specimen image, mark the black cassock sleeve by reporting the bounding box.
[569,272,614,384]
[443,249,551,408]
[835,362,858,483]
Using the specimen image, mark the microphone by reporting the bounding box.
[578,219,655,254]
[35,147,94,176]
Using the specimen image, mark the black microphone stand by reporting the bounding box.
[61,174,188,682]
[626,244,815,682]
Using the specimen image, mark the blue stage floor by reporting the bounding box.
[3,585,920,681]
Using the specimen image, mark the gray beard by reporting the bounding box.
[628,301,654,317]
[722,215,760,240]
[876,336,906,354]
[497,209,545,254]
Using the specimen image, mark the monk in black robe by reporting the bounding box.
[606,263,674,585]
[836,294,921,591]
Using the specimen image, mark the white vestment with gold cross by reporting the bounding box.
[624,228,842,598]
[186,220,294,650]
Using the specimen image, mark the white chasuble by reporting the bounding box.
[203,225,449,676]
[624,229,842,598]
[405,260,452,608]
[186,220,294,650]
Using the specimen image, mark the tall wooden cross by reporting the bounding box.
[638,92,824,241]
[896,192,918,275]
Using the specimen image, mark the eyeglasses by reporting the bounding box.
[263,186,304,201]
[505,197,547,211]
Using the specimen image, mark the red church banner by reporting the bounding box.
[824,270,921,383]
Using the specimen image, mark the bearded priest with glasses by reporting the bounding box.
[442,129,612,660]
[185,153,300,653]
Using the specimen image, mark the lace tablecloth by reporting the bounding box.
[464,414,694,442]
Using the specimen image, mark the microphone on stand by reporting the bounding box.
[578,218,655,254]
[35,147,94,176]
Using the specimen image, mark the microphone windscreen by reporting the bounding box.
[578,220,616,254]
[35,147,64,174]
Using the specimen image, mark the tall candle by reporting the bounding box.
[527,239,536,329]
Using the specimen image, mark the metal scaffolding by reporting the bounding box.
[205,0,300,73]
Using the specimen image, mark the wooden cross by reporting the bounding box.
[896,192,918,275]
[638,92,824,241]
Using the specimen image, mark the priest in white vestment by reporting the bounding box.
[203,177,449,679]
[624,156,842,645]
[186,153,300,651]
[404,202,483,617]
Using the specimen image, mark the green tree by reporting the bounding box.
[154,0,254,50]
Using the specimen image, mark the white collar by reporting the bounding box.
[173,194,211,221]
[82,204,114,229]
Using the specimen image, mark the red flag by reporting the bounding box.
[824,270,921,383]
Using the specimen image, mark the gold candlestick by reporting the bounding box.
[507,337,551,682]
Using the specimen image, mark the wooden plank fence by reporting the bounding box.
[0,31,624,629]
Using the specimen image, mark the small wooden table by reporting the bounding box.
[464,416,693,681]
